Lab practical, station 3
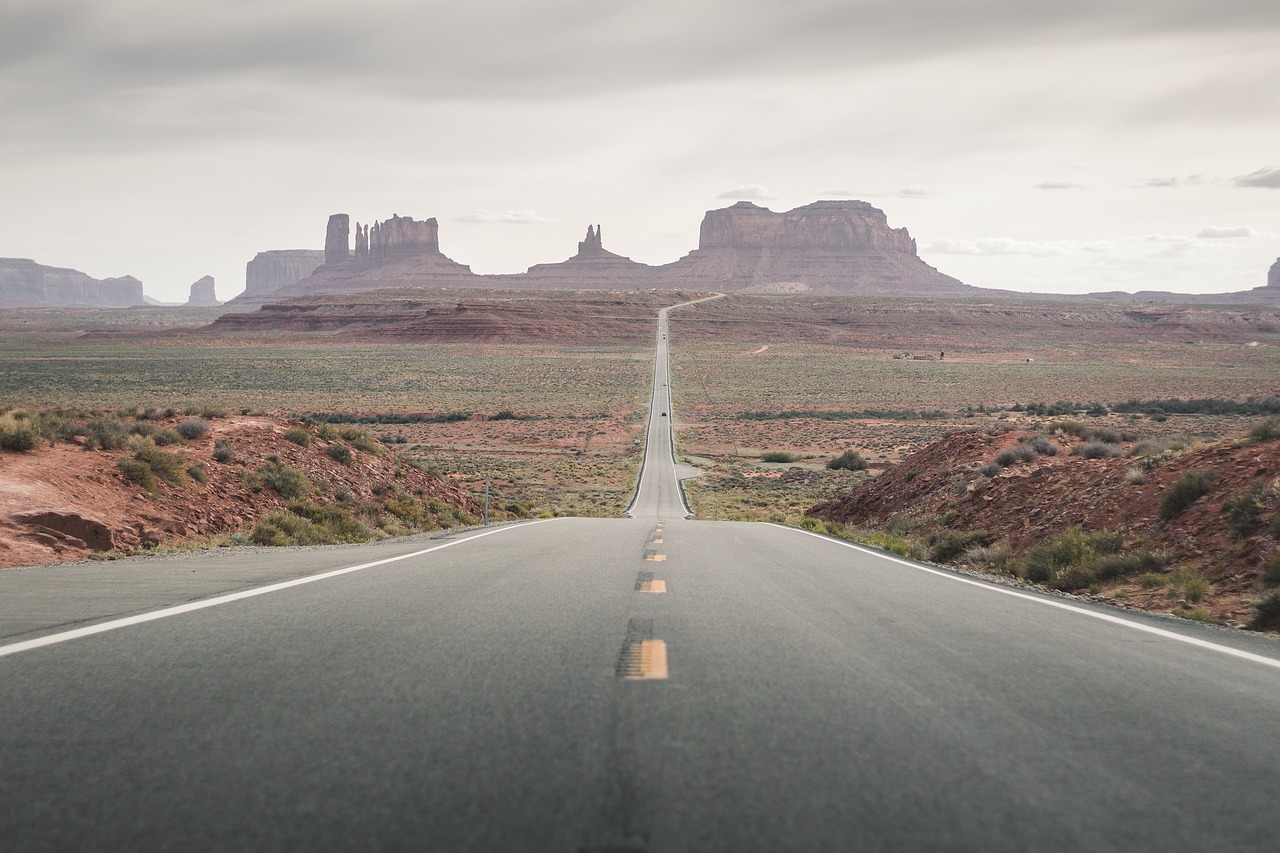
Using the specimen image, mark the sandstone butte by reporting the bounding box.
[0,258,144,308]
[229,200,980,304]
[185,275,221,307]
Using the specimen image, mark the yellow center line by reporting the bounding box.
[645,553,666,562]
[652,537,664,544]
[624,640,669,680]
[638,579,667,593]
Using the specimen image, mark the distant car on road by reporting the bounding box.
[661,412,667,417]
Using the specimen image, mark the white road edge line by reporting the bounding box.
[0,519,560,659]
[771,523,1280,672]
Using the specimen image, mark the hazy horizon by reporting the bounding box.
[2,0,1277,302]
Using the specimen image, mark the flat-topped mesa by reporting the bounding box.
[365,214,440,261]
[243,249,326,298]
[665,199,971,295]
[0,258,144,308]
[324,214,350,265]
[186,275,220,306]
[699,200,917,252]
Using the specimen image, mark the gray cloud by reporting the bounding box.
[926,238,1079,257]
[717,185,774,200]
[1234,167,1280,188]
[455,210,560,225]
[1197,225,1261,238]
[1035,181,1085,190]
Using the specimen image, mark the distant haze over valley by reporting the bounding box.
[3,200,1278,308]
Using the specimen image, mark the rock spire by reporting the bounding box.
[324,213,350,265]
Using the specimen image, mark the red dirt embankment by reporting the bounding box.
[0,416,479,569]
[811,424,1280,626]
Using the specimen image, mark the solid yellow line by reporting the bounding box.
[626,639,668,680]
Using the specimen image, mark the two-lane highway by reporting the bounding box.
[4,297,1280,850]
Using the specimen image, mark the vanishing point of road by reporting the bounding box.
[3,297,1280,851]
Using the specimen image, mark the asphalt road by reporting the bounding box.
[3,297,1280,851]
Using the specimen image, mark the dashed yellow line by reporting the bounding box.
[623,640,669,680]
[645,553,666,562]
[638,579,667,593]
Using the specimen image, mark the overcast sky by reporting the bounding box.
[3,0,1278,302]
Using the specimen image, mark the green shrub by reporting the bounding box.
[1159,470,1216,520]
[152,428,183,446]
[1249,417,1280,443]
[282,426,312,447]
[1138,572,1165,589]
[1017,527,1156,590]
[250,510,337,546]
[1028,435,1059,456]
[1131,436,1188,459]
[995,444,1037,467]
[1223,482,1271,539]
[1022,527,1087,584]
[129,421,156,437]
[381,494,430,529]
[327,444,353,465]
[1171,569,1210,603]
[1261,554,1280,588]
[254,461,310,499]
[199,406,227,419]
[187,464,208,484]
[1090,550,1165,581]
[1075,441,1122,459]
[176,418,211,440]
[978,461,1001,478]
[313,421,339,441]
[0,413,40,451]
[130,437,188,487]
[826,450,868,471]
[427,499,475,528]
[212,439,236,463]
[761,451,798,463]
[83,419,129,450]
[1251,590,1280,630]
[1054,420,1089,438]
[287,501,375,542]
[928,529,988,562]
[117,458,157,492]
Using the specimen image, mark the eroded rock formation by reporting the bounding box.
[578,225,603,257]
[0,258,144,308]
[662,200,975,295]
[324,213,350,265]
[366,215,440,260]
[1270,257,1280,289]
[243,250,326,298]
[186,275,220,306]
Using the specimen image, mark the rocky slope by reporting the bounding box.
[811,420,1280,628]
[0,258,144,308]
[0,414,481,569]
[207,288,705,342]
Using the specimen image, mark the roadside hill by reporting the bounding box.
[0,412,481,570]
[811,418,1280,629]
